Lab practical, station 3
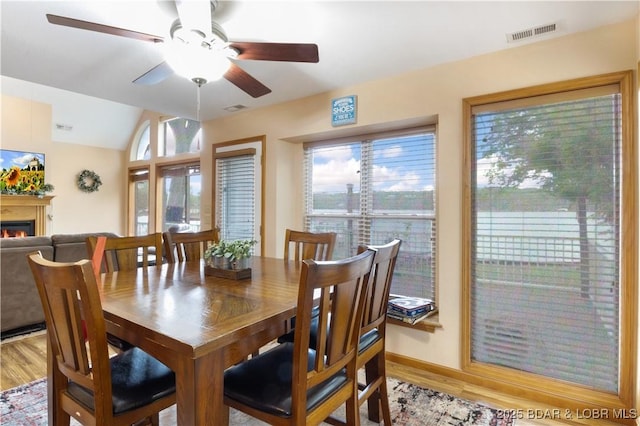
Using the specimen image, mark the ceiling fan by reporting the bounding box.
[45,0,319,98]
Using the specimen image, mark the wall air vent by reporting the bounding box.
[506,22,557,43]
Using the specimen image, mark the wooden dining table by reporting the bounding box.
[47,256,303,426]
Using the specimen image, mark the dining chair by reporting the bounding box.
[223,249,376,426]
[280,239,402,425]
[283,228,336,324]
[86,233,163,271]
[269,229,338,356]
[162,228,219,263]
[284,228,337,262]
[86,233,163,351]
[351,239,401,425]
[27,251,176,426]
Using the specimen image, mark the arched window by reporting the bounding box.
[127,117,201,236]
[159,118,201,157]
[131,120,151,161]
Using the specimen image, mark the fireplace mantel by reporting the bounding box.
[0,195,54,236]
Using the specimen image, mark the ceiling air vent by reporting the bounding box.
[55,123,73,131]
[506,22,557,43]
[223,104,248,112]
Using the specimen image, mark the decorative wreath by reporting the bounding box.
[77,169,102,193]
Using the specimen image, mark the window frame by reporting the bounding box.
[157,161,201,232]
[127,116,201,235]
[303,126,438,307]
[212,137,266,255]
[130,120,151,161]
[128,167,150,236]
[461,71,637,410]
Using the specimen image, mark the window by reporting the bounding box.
[463,72,635,408]
[304,127,436,299]
[127,116,201,236]
[159,163,201,232]
[160,118,201,157]
[129,168,149,236]
[213,141,263,255]
[131,121,151,161]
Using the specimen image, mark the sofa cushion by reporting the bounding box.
[1,237,53,333]
[52,232,119,263]
[0,236,51,249]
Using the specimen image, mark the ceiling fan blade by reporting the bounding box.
[133,61,174,85]
[230,42,319,63]
[224,63,271,98]
[46,14,164,43]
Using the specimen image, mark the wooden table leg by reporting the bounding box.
[176,349,229,425]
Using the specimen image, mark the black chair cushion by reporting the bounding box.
[358,329,380,352]
[277,312,320,348]
[67,347,176,415]
[224,342,347,417]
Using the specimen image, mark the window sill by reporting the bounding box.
[388,312,441,333]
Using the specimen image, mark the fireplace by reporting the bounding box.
[0,220,36,238]
[0,195,54,236]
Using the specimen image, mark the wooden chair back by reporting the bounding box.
[163,229,219,263]
[26,251,175,425]
[294,250,375,423]
[86,233,162,271]
[224,249,375,425]
[358,239,402,339]
[354,239,402,424]
[85,234,163,351]
[284,228,336,262]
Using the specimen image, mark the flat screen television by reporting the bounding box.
[0,149,46,194]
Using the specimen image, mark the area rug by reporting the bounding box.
[1,377,515,425]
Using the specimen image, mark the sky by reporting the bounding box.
[311,133,435,193]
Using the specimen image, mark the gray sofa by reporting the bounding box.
[0,232,117,338]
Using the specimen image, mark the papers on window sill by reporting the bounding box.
[387,296,437,325]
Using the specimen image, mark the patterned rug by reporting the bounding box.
[1,377,515,425]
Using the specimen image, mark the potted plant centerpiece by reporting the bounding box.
[205,239,256,271]
[205,240,230,269]
[227,239,257,270]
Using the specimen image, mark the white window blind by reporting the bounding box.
[470,88,621,392]
[215,150,256,243]
[304,128,436,299]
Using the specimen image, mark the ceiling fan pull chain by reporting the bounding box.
[196,84,201,123]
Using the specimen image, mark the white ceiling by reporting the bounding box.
[1,1,638,151]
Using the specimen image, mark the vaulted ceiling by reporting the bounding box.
[1,1,637,150]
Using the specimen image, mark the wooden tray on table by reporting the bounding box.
[204,265,252,280]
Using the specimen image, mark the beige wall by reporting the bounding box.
[1,94,126,235]
[5,12,635,404]
[202,18,638,372]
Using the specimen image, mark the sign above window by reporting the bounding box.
[331,95,357,127]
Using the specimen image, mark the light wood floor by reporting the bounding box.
[0,331,625,426]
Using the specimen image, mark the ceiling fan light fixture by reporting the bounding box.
[165,39,230,85]
[170,18,228,49]
[45,3,318,97]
